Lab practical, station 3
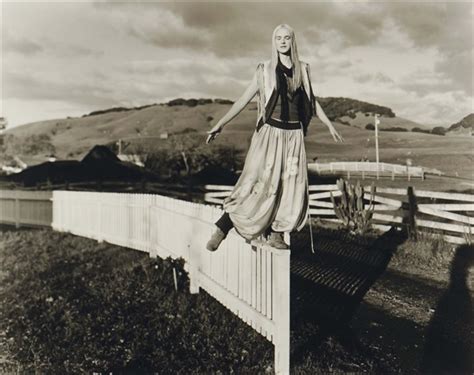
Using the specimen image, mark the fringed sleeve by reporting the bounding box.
[256,62,266,124]
[306,63,317,117]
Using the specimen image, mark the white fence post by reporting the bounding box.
[189,243,200,294]
[97,194,103,243]
[14,190,20,228]
[273,249,290,375]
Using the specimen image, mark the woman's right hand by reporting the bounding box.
[206,123,223,144]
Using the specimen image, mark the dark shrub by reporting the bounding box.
[134,103,155,110]
[214,98,234,105]
[412,127,431,134]
[145,142,241,179]
[198,99,213,105]
[380,127,408,132]
[431,126,447,136]
[84,107,130,117]
[365,124,375,130]
[167,98,187,106]
[185,99,198,107]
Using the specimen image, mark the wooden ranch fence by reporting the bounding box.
[307,161,442,180]
[51,191,291,374]
[204,184,474,245]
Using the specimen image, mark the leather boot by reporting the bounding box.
[266,231,289,249]
[206,226,227,252]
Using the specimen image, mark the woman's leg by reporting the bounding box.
[215,212,234,235]
[207,212,234,251]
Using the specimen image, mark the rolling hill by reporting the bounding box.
[1,97,429,159]
[1,97,472,182]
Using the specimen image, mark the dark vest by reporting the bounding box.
[256,81,315,136]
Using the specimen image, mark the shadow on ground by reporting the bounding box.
[420,244,474,375]
[289,225,474,374]
[289,225,407,369]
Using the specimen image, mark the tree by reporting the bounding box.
[144,134,241,181]
[431,126,446,136]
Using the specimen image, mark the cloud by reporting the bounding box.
[382,2,473,95]
[100,2,387,59]
[2,1,472,129]
[354,72,395,84]
[4,71,117,108]
[3,31,43,55]
[124,7,212,51]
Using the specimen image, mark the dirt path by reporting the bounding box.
[289,225,474,374]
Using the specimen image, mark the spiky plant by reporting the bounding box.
[330,179,376,235]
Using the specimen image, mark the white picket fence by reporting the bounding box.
[52,191,290,374]
[0,190,52,227]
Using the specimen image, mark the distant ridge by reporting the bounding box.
[81,96,393,122]
[82,98,235,118]
[447,113,473,134]
[318,97,396,122]
[0,96,434,162]
[1,97,471,179]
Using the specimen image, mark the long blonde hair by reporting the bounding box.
[270,24,302,94]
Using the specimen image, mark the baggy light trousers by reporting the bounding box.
[223,122,309,240]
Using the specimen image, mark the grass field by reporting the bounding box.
[1,224,472,373]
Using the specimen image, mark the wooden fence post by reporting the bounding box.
[273,249,290,375]
[407,186,417,240]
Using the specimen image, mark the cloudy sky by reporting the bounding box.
[1,1,473,128]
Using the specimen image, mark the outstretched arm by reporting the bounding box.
[315,99,344,143]
[206,69,259,144]
[306,63,343,143]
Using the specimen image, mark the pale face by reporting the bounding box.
[274,27,292,55]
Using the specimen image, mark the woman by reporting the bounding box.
[206,24,343,251]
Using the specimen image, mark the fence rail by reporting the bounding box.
[205,184,474,245]
[51,191,290,374]
[307,161,440,180]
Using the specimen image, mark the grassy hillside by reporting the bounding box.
[2,98,472,181]
[2,97,426,158]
